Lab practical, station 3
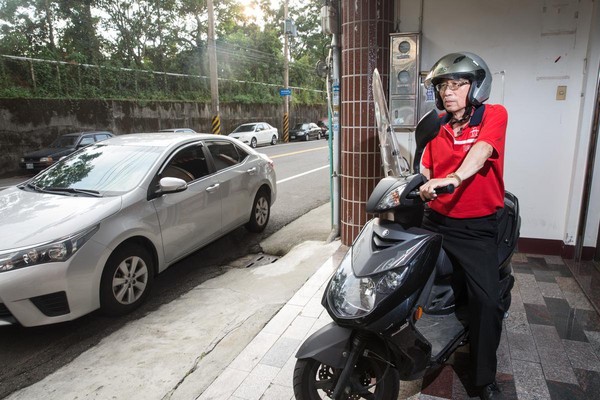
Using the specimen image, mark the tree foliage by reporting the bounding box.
[0,0,329,104]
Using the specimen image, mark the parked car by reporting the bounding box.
[159,128,197,133]
[289,123,322,141]
[0,133,276,327]
[316,120,329,139]
[19,131,114,172]
[228,122,278,148]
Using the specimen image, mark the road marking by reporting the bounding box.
[277,165,329,184]
[269,146,328,159]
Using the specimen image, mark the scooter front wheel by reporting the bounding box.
[293,357,399,400]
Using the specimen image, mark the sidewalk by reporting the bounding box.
[198,252,600,400]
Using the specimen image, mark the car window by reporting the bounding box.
[205,141,245,172]
[52,135,78,148]
[233,124,255,133]
[79,136,95,146]
[95,134,111,141]
[162,144,209,182]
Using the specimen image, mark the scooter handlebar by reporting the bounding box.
[406,184,455,200]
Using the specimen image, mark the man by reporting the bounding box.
[419,52,508,400]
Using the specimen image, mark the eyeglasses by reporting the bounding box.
[435,80,470,92]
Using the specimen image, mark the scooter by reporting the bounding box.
[292,70,520,400]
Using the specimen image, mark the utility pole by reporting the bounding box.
[283,0,290,142]
[207,0,221,134]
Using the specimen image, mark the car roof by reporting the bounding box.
[62,131,113,137]
[100,132,248,150]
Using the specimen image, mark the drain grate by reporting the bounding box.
[230,253,279,269]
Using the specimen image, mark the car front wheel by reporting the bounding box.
[304,133,310,141]
[246,189,270,232]
[100,244,154,316]
[271,135,277,145]
[250,137,258,148]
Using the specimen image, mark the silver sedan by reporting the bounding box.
[0,133,276,327]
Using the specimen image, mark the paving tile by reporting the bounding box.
[562,339,600,372]
[511,253,528,263]
[260,304,302,336]
[538,281,564,297]
[259,383,294,400]
[516,273,546,305]
[232,364,280,400]
[421,364,454,399]
[530,324,578,384]
[229,331,280,372]
[585,330,600,359]
[397,379,423,399]
[198,367,249,400]
[260,337,302,368]
[509,283,526,314]
[574,309,600,331]
[512,359,551,400]
[505,310,531,335]
[513,264,533,274]
[526,256,548,268]
[507,331,539,363]
[281,315,316,340]
[543,255,565,265]
[524,303,554,326]
[533,269,562,284]
[546,379,588,399]
[545,297,589,341]
[556,277,595,311]
[271,354,296,388]
[573,368,600,398]
[497,327,513,375]
[299,295,325,319]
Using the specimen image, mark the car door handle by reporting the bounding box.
[246,167,257,175]
[206,183,220,193]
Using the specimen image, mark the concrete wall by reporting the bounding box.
[397,0,600,250]
[0,99,325,175]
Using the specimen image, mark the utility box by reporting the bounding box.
[389,33,420,130]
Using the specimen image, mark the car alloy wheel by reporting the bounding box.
[246,189,270,232]
[305,133,310,141]
[271,135,277,145]
[100,243,154,316]
[251,137,258,148]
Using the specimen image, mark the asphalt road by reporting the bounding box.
[0,138,332,399]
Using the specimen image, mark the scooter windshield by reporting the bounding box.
[372,69,409,177]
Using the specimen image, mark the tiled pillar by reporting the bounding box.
[340,0,394,245]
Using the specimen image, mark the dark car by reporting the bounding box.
[316,120,329,139]
[20,131,114,171]
[289,123,322,141]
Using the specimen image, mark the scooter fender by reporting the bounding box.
[295,322,352,369]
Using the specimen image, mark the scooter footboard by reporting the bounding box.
[295,322,352,369]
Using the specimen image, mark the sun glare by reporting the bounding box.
[237,0,264,24]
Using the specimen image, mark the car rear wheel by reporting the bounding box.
[250,137,258,148]
[246,189,270,232]
[100,244,154,316]
[271,135,277,145]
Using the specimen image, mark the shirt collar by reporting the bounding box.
[441,104,486,126]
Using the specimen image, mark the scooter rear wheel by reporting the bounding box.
[293,357,399,400]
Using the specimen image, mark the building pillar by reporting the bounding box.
[340,0,394,245]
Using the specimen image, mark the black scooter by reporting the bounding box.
[292,70,520,400]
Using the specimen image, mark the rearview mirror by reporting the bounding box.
[413,109,441,173]
[158,177,187,194]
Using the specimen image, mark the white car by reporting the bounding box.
[0,133,276,327]
[229,122,278,148]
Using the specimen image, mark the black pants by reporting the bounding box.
[423,209,503,387]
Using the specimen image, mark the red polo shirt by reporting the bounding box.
[421,104,507,218]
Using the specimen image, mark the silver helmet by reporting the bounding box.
[424,52,492,110]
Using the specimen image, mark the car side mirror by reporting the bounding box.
[157,177,187,195]
[413,109,442,173]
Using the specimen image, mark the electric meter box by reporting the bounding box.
[389,33,420,130]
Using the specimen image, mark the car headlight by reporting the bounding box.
[0,225,99,273]
[373,182,409,212]
[40,157,53,163]
[327,251,408,318]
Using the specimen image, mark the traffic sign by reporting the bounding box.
[279,88,292,96]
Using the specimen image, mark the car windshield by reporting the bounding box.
[28,143,163,196]
[50,135,79,148]
[233,124,256,133]
[293,123,310,130]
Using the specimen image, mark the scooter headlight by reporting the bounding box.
[373,182,409,212]
[327,251,408,318]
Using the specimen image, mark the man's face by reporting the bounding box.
[437,79,471,113]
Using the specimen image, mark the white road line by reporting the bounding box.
[277,165,329,184]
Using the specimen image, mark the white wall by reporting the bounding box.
[396,0,600,248]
